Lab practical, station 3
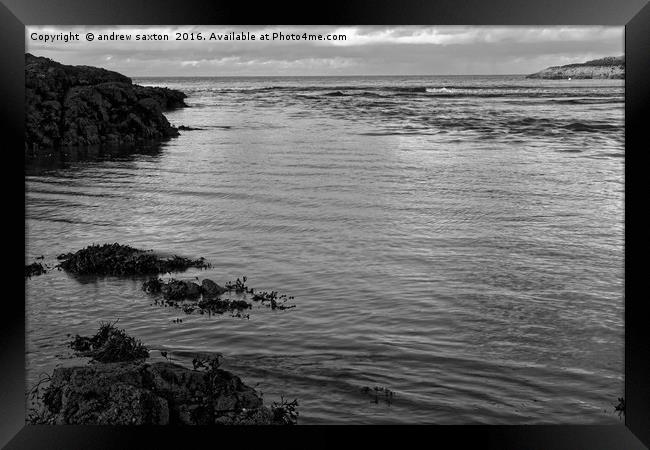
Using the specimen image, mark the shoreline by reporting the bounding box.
[526,56,624,80]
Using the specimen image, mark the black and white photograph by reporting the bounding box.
[23,25,626,426]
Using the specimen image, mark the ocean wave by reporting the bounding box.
[425,87,455,94]
[182,84,623,105]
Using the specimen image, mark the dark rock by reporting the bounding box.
[41,363,169,425]
[134,85,188,110]
[142,277,163,293]
[57,243,210,276]
[144,277,251,314]
[178,125,203,131]
[35,361,277,425]
[158,279,202,301]
[160,279,190,300]
[197,297,231,310]
[25,53,188,151]
[30,324,288,424]
[25,262,47,278]
[185,281,202,299]
[201,279,227,298]
[228,299,253,310]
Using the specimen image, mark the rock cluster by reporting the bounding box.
[142,275,297,317]
[25,262,47,278]
[25,53,187,150]
[56,243,210,276]
[37,361,276,425]
[29,323,295,425]
[143,277,252,315]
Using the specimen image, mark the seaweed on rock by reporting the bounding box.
[251,290,296,310]
[142,275,295,318]
[25,53,188,150]
[224,276,254,294]
[69,320,149,363]
[57,243,210,276]
[143,277,251,316]
[25,262,47,278]
[361,386,395,405]
[27,352,291,424]
[270,397,299,425]
[614,397,625,418]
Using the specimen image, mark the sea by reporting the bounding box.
[25,75,625,424]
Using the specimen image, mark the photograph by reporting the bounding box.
[22,25,627,426]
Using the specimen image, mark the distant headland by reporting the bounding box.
[526,56,624,80]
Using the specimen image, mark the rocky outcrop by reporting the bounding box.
[201,279,229,298]
[25,53,188,150]
[37,361,276,425]
[56,243,210,276]
[29,323,296,425]
[527,56,624,79]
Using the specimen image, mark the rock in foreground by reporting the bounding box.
[34,361,278,425]
[30,324,297,425]
[25,53,188,150]
[527,56,624,79]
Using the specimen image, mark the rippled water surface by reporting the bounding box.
[26,76,624,424]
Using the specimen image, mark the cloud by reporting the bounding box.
[25,25,623,76]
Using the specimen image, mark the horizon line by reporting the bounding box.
[131,73,530,78]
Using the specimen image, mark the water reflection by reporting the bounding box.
[25,142,167,175]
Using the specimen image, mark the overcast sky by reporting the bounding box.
[26,26,623,77]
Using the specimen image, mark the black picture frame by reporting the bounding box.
[2,0,648,448]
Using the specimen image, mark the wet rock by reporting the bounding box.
[144,277,252,315]
[186,281,202,298]
[144,275,295,318]
[30,324,287,425]
[34,361,277,425]
[196,297,231,310]
[41,363,169,425]
[57,243,210,276]
[159,279,202,301]
[133,85,188,110]
[142,277,163,293]
[228,299,253,310]
[201,279,227,298]
[25,53,188,151]
[25,262,47,278]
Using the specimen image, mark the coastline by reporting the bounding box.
[526,56,624,80]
